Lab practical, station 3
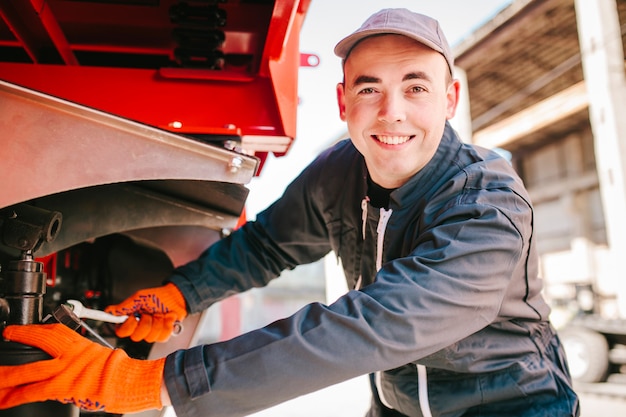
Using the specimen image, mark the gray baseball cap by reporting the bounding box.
[334,8,454,74]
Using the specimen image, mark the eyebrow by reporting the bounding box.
[404,71,432,83]
[352,71,432,87]
[353,75,380,86]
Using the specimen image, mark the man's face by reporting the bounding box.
[336,34,459,189]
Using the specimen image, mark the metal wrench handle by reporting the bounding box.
[66,299,128,324]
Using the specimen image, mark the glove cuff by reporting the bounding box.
[102,353,167,413]
[162,283,188,317]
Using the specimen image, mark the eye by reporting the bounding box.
[358,87,376,95]
[409,85,426,93]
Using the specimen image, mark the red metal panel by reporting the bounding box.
[0,63,283,137]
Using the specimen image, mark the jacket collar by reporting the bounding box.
[389,122,463,208]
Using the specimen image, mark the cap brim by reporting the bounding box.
[334,29,445,59]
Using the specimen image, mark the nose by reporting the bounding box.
[378,92,407,123]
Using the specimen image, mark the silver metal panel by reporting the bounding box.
[0,80,258,209]
[31,183,242,257]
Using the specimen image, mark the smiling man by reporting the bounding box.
[336,33,458,189]
[0,8,579,417]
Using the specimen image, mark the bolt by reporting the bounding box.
[228,156,243,173]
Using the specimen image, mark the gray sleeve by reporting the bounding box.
[166,156,335,314]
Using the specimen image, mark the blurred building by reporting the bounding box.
[454,0,626,325]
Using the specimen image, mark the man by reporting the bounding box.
[0,9,579,417]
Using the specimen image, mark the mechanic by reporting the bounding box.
[0,8,580,417]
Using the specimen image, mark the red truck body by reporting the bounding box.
[0,3,312,416]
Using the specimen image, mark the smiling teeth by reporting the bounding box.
[377,135,410,145]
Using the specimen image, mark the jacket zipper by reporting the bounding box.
[373,206,394,409]
[365,202,434,417]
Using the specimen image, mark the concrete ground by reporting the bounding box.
[248,378,626,417]
[249,376,371,417]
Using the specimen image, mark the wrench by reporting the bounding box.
[66,299,182,335]
[66,299,128,324]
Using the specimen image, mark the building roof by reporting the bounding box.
[453,0,626,151]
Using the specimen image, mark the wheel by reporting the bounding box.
[559,326,609,383]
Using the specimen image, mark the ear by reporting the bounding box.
[336,82,347,121]
[445,79,461,120]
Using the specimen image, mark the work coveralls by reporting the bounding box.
[164,123,580,417]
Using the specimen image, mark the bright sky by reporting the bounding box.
[246,0,514,217]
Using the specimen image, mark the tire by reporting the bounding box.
[559,326,609,383]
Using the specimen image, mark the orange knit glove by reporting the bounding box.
[105,283,188,343]
[0,323,165,413]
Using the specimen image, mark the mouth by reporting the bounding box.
[374,135,414,145]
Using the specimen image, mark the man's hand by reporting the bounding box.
[0,323,165,413]
[105,282,188,343]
